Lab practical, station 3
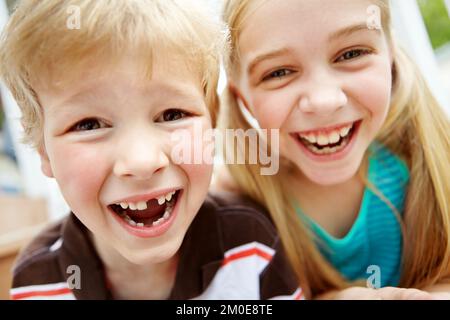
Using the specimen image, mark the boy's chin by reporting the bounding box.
[118,239,182,266]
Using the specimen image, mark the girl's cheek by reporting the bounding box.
[252,90,294,129]
[349,66,392,121]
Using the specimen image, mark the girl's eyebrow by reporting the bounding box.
[328,23,381,42]
[246,23,381,75]
[247,47,293,75]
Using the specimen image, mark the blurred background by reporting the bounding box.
[0,0,449,299]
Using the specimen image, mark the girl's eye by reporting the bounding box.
[70,118,107,132]
[263,69,293,81]
[158,109,190,122]
[335,49,372,63]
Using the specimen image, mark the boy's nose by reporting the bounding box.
[113,133,170,180]
[297,76,348,116]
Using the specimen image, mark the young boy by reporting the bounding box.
[0,0,303,300]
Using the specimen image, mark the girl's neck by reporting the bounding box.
[92,235,178,300]
[290,169,366,239]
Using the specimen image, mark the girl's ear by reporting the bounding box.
[228,83,254,117]
[38,143,54,178]
[228,82,261,129]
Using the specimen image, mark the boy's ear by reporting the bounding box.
[38,143,54,178]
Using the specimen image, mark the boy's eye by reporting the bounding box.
[262,69,293,81]
[70,118,107,132]
[157,109,190,122]
[335,49,372,63]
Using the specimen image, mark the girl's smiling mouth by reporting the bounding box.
[107,189,182,238]
[291,120,362,160]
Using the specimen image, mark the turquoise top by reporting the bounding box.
[297,143,409,287]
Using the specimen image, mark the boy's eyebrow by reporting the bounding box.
[63,88,102,105]
[49,83,204,114]
[247,47,293,75]
[328,23,381,41]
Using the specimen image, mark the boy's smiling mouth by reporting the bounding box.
[108,189,182,237]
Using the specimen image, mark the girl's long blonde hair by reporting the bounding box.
[222,0,450,297]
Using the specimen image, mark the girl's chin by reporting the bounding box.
[297,163,360,186]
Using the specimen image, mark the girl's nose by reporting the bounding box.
[297,79,348,116]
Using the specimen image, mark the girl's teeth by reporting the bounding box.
[307,134,317,143]
[340,126,351,137]
[306,135,349,155]
[317,134,329,146]
[298,123,354,147]
[120,203,129,209]
[329,132,340,144]
[136,222,144,227]
[128,203,137,210]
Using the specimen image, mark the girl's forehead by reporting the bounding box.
[241,0,376,36]
[237,0,382,60]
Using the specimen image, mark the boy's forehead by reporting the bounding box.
[37,54,205,105]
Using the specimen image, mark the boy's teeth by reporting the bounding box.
[158,191,176,205]
[120,199,174,228]
[115,190,177,212]
[137,201,147,210]
[157,196,166,205]
[152,206,173,226]
[165,191,175,202]
[153,218,164,226]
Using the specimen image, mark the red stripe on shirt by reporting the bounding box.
[222,247,273,266]
[294,289,304,300]
[11,287,72,300]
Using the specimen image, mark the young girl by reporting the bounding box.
[220,0,450,299]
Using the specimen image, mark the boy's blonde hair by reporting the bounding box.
[0,0,227,149]
[223,0,450,297]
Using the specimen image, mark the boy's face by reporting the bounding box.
[37,56,214,265]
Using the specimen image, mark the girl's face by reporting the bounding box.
[234,0,393,185]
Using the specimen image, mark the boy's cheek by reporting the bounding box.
[181,162,214,182]
[49,144,106,205]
